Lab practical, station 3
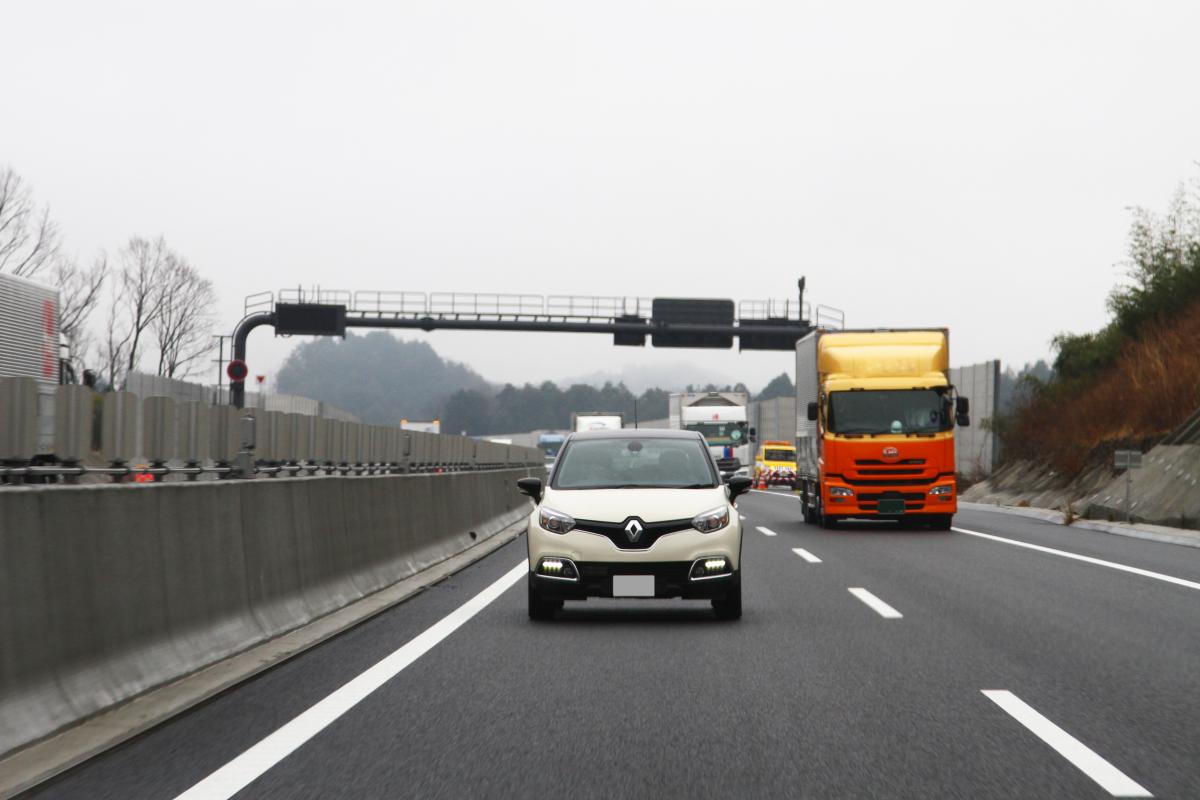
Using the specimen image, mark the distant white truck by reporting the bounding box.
[400,419,441,434]
[669,391,753,480]
[571,411,625,432]
[0,273,64,456]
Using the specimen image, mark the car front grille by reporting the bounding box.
[573,518,694,550]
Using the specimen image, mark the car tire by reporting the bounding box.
[528,578,563,621]
[711,574,742,620]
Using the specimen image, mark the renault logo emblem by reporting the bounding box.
[624,518,644,543]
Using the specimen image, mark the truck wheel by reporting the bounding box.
[822,513,840,530]
[711,574,742,620]
[528,578,563,621]
[930,514,953,531]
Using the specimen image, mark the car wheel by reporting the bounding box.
[528,578,563,621]
[711,573,742,620]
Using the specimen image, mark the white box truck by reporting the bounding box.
[571,411,625,432]
[0,273,64,455]
[668,391,752,480]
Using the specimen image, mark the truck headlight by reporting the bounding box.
[538,507,576,534]
[691,506,731,533]
[829,486,854,497]
[929,485,954,496]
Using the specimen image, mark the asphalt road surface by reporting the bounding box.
[29,492,1199,799]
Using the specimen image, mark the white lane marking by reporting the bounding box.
[756,526,778,537]
[953,527,1200,592]
[174,561,529,800]
[792,547,822,563]
[739,514,748,522]
[982,690,1152,797]
[750,489,796,498]
[848,587,903,618]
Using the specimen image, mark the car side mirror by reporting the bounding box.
[956,397,969,415]
[806,401,818,422]
[956,413,970,427]
[727,475,753,501]
[517,477,543,504]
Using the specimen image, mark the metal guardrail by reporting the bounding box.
[0,377,543,486]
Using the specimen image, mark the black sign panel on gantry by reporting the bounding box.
[651,298,735,348]
[274,303,348,337]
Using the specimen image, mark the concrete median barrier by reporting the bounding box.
[0,467,539,760]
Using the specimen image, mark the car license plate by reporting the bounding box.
[612,575,654,597]
[877,499,906,515]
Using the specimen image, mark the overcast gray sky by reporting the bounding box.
[4,0,1199,391]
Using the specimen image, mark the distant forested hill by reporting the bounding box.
[276,332,490,424]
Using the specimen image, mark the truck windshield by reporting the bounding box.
[553,438,718,489]
[827,389,951,435]
[763,448,795,462]
[683,422,746,446]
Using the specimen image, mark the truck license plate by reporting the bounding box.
[878,499,906,515]
[613,575,655,597]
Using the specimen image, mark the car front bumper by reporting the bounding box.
[531,561,737,600]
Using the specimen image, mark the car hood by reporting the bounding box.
[540,486,728,523]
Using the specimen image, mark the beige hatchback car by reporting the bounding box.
[518,429,752,621]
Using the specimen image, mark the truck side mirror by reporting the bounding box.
[517,477,543,504]
[956,413,970,427]
[806,401,819,421]
[956,397,969,415]
[748,426,757,443]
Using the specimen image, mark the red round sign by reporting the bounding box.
[226,359,249,382]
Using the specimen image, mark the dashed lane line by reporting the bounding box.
[982,690,1152,797]
[756,526,778,537]
[792,548,822,563]
[848,587,903,619]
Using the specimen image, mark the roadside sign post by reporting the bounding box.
[1114,450,1143,522]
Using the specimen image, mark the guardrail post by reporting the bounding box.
[54,384,94,483]
[101,391,138,482]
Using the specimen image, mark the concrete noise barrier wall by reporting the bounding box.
[0,467,540,759]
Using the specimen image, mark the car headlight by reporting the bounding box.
[829,486,854,497]
[929,485,954,496]
[538,507,576,534]
[691,506,731,533]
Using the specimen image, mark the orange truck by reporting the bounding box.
[794,329,969,529]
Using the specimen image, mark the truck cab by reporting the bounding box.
[754,440,797,487]
[795,330,968,529]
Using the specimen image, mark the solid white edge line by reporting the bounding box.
[792,547,822,563]
[756,526,778,537]
[982,690,1152,797]
[847,587,903,618]
[173,561,529,800]
[750,489,796,497]
[953,527,1200,591]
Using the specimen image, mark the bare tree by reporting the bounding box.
[153,255,215,378]
[116,236,171,374]
[0,166,62,278]
[52,252,108,362]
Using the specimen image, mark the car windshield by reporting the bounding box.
[827,389,952,435]
[763,448,795,461]
[552,437,718,489]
